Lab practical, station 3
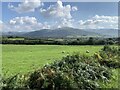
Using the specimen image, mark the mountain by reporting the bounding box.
[84,29,118,37]
[22,27,101,38]
[2,27,118,38]
[2,31,26,36]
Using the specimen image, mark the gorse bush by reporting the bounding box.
[28,54,112,90]
[2,46,119,90]
[98,45,120,68]
[2,74,29,90]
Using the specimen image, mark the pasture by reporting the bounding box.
[2,45,103,77]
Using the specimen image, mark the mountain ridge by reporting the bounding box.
[22,27,101,38]
[2,27,118,38]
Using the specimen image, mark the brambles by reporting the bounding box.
[2,74,29,90]
[98,45,120,68]
[2,46,119,90]
[27,53,113,89]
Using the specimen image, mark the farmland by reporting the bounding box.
[2,45,119,89]
[2,45,103,77]
[1,1,119,89]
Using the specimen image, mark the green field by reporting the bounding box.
[2,45,103,77]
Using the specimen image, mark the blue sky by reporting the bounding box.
[0,1,118,32]
[2,2,118,22]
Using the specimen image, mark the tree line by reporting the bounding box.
[1,36,119,45]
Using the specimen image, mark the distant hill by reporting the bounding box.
[22,27,101,38]
[2,27,118,38]
[2,32,26,36]
[84,29,118,38]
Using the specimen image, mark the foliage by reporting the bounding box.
[2,37,118,45]
[2,74,29,90]
[98,45,120,68]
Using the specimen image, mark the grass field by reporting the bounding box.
[2,45,103,77]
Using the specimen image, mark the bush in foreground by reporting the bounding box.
[98,45,120,68]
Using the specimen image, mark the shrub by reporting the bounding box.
[27,54,112,90]
[98,45,120,68]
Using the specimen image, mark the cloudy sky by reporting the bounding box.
[0,0,118,32]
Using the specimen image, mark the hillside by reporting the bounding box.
[22,27,100,38]
[84,29,118,37]
[2,27,118,38]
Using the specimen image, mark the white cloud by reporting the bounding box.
[40,0,78,28]
[4,15,118,32]
[42,22,51,29]
[72,6,78,11]
[2,16,50,32]
[40,0,77,19]
[8,0,42,13]
[6,0,78,31]
[54,18,74,29]
[0,20,3,24]
[9,16,38,25]
[78,15,118,29]
[0,20,3,31]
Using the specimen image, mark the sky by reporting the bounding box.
[0,0,118,32]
